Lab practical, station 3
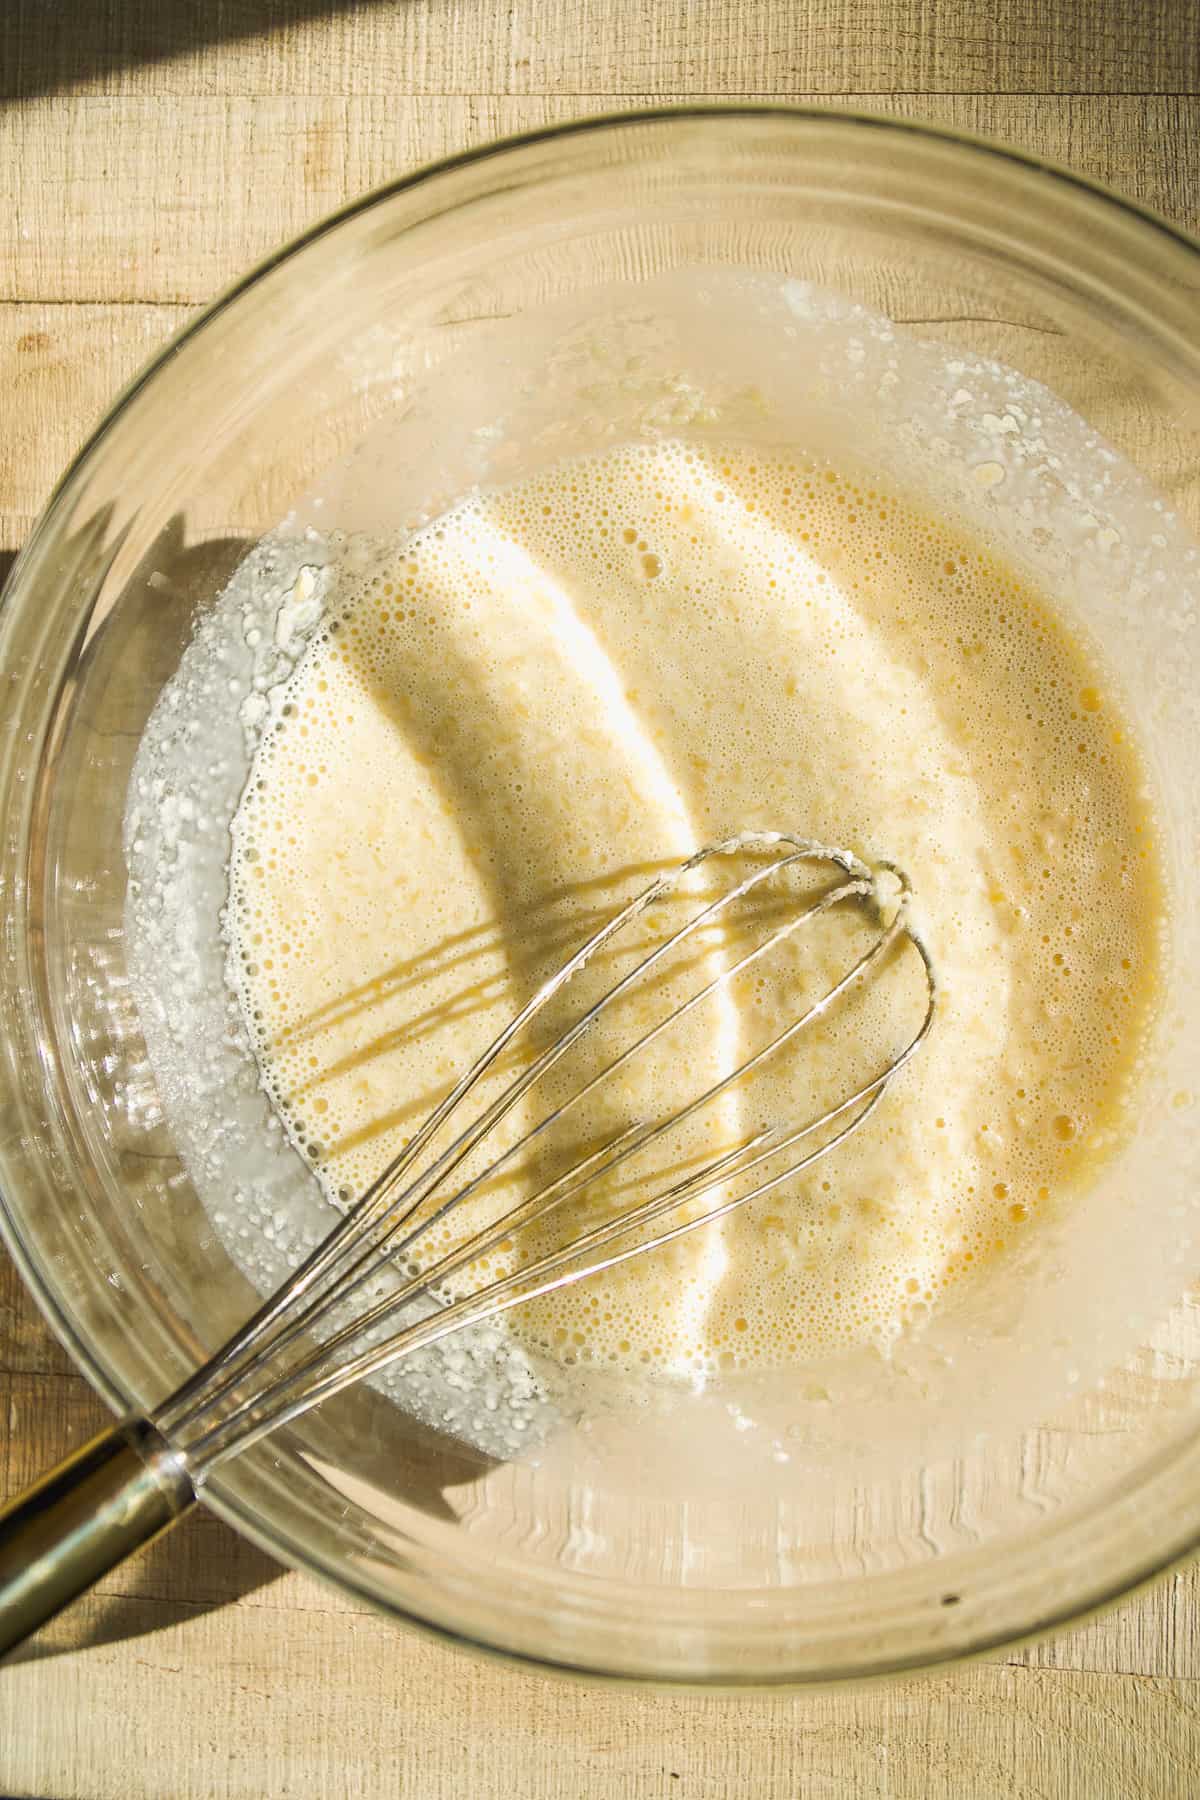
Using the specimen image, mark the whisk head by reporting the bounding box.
[158,831,935,1473]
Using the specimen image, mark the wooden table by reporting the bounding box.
[2,3,1200,1794]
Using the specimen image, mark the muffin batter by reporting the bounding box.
[227,440,1161,1378]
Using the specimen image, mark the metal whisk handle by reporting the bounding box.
[0,1417,194,1656]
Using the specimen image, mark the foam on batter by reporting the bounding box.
[227,440,1162,1378]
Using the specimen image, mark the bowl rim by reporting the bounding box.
[4,101,1200,1687]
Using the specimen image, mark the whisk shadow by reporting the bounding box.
[275,860,683,1052]
[4,1510,286,1664]
[0,1252,289,1663]
[277,850,803,1163]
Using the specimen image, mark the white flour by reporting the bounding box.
[124,533,557,1459]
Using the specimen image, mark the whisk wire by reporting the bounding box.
[158,834,936,1475]
[226,865,868,1394]
[173,849,935,1468]
[160,841,865,1440]
[194,1087,895,1471]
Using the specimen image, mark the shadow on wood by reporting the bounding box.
[0,0,384,103]
[1,1251,289,1664]
[5,1511,289,1665]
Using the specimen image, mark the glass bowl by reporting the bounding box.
[3,107,1200,1686]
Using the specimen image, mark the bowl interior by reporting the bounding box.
[4,110,1200,1682]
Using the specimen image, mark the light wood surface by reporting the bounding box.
[2,3,1199,1794]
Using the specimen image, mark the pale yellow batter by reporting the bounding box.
[228,441,1161,1378]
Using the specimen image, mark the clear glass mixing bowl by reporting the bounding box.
[3,108,1200,1685]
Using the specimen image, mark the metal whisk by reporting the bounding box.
[0,831,934,1654]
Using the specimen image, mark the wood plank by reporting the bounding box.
[3,1595,1199,1800]
[2,0,1196,101]
[0,1246,79,1379]
[3,94,1198,308]
[0,300,191,544]
[1014,1567,1200,1681]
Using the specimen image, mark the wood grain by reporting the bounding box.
[2,0,1196,100]
[2,1,1200,1796]
[5,1603,1200,1800]
[3,94,1198,307]
[0,302,190,543]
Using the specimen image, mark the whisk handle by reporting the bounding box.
[0,1417,194,1657]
